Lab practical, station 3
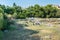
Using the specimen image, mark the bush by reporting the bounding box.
[16,13,26,19]
[0,13,11,31]
[0,13,4,30]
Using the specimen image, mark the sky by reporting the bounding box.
[0,0,60,8]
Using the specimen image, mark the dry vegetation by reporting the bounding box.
[3,18,60,40]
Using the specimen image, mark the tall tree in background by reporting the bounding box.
[43,4,58,18]
[13,3,17,7]
[4,6,15,14]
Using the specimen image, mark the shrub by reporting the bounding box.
[0,13,11,31]
[0,13,4,30]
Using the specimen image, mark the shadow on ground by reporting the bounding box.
[2,22,39,40]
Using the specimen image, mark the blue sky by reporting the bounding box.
[0,0,60,8]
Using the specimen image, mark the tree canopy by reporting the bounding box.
[0,3,60,18]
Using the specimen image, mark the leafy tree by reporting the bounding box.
[13,3,17,7]
[4,7,14,14]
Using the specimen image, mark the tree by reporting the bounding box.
[43,4,58,18]
[56,9,60,17]
[0,8,4,13]
[13,3,16,7]
[26,6,35,17]
[4,7,15,14]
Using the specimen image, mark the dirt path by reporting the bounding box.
[2,20,38,40]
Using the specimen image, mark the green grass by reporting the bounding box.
[0,30,4,40]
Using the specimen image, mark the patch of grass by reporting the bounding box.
[9,26,16,31]
[0,30,4,40]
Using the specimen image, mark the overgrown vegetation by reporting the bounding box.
[0,3,60,40]
[0,5,12,39]
[0,3,60,19]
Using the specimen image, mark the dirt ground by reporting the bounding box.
[2,18,60,40]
